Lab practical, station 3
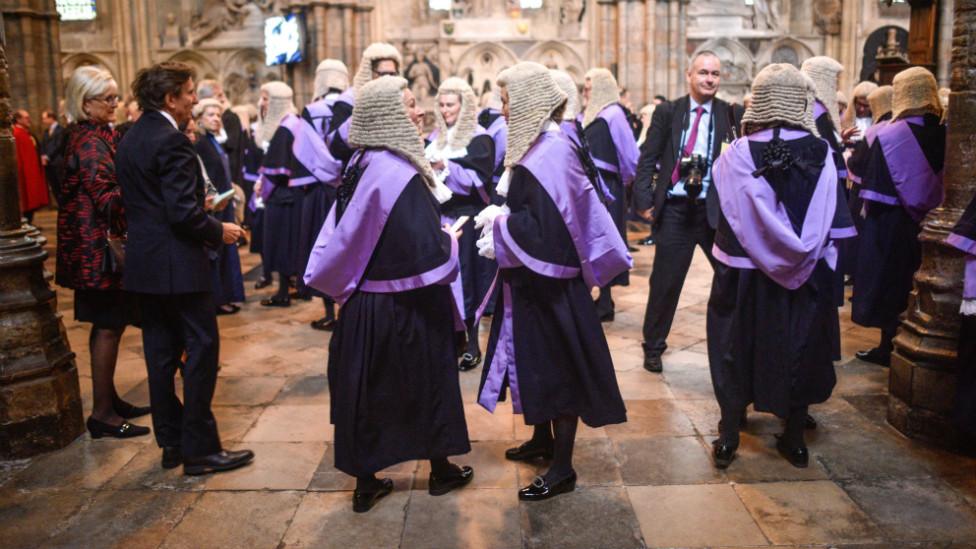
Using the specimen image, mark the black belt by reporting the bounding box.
[666,195,706,205]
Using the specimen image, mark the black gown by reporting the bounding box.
[329,175,470,476]
[440,134,496,324]
[584,117,629,287]
[195,135,245,305]
[852,114,946,330]
[950,193,976,437]
[478,167,628,428]
[260,126,305,277]
[707,134,838,419]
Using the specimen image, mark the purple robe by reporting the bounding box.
[301,95,339,141]
[711,128,840,289]
[477,130,630,427]
[590,104,639,187]
[860,116,944,223]
[707,126,840,418]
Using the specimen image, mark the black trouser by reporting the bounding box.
[641,198,716,357]
[139,292,222,458]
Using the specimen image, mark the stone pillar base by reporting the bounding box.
[0,365,84,458]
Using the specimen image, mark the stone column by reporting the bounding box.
[0,4,84,458]
[1,0,61,135]
[888,0,976,451]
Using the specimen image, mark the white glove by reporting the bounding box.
[474,204,510,230]
[476,229,495,259]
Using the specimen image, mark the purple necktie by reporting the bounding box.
[671,106,705,185]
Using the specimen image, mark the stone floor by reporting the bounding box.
[3,210,976,549]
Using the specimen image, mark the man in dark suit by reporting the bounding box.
[117,62,253,476]
[633,51,743,373]
[39,110,65,203]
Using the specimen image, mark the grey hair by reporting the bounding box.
[687,50,721,73]
[64,65,116,123]
[196,79,221,100]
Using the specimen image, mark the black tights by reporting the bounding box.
[464,318,481,356]
[274,273,290,300]
[781,405,809,448]
[322,298,335,320]
[879,324,897,355]
[529,416,578,482]
[89,326,126,424]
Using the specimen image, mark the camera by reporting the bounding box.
[678,154,708,199]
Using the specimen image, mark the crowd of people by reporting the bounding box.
[11,41,974,513]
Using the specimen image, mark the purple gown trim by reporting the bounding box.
[871,116,945,223]
[303,150,438,304]
[595,104,639,186]
[303,99,333,139]
[864,120,888,148]
[493,214,582,279]
[518,132,633,289]
[711,128,839,289]
[477,131,630,415]
[477,282,522,413]
[279,115,343,187]
[428,127,491,203]
[947,233,976,255]
[859,189,899,206]
[830,226,858,239]
[485,115,507,182]
[360,232,459,292]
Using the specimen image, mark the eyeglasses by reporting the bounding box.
[90,94,120,105]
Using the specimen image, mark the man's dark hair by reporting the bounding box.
[654,94,667,103]
[41,110,57,120]
[131,62,196,112]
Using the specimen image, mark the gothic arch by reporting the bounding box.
[62,53,119,85]
[454,42,519,97]
[755,38,816,70]
[522,41,586,81]
[164,49,219,81]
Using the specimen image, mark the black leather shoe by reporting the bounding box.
[162,446,182,469]
[775,436,809,468]
[458,352,482,372]
[643,354,663,373]
[711,440,737,469]
[505,440,554,462]
[353,478,394,513]
[86,417,150,439]
[518,471,576,501]
[183,449,255,476]
[428,465,474,496]
[216,304,240,316]
[855,347,891,367]
[310,317,336,331]
[254,277,272,290]
[114,399,151,419]
[260,296,290,307]
[637,236,655,246]
[805,414,818,430]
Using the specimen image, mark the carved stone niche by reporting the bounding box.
[813,0,842,35]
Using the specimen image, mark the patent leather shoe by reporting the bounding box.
[775,436,809,468]
[183,449,254,476]
[711,440,737,469]
[518,471,576,501]
[254,277,272,290]
[353,478,394,513]
[428,465,474,496]
[504,440,554,462]
[162,446,182,469]
[855,347,891,367]
[637,236,655,246]
[114,398,151,419]
[643,354,663,373]
[86,417,150,439]
[458,352,482,372]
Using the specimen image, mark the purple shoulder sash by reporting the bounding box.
[711,128,838,289]
[277,114,342,187]
[303,150,419,304]
[500,132,632,288]
[595,104,639,186]
[874,117,944,223]
[863,120,888,148]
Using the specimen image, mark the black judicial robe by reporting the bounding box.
[477,167,628,428]
[196,135,245,305]
[326,172,470,476]
[243,136,265,254]
[707,132,838,418]
[814,105,857,303]
[260,126,305,277]
[852,114,946,329]
[438,133,497,321]
[948,193,976,436]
